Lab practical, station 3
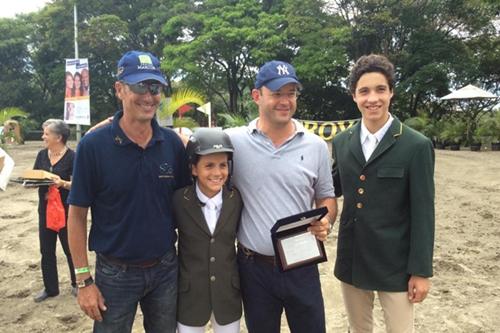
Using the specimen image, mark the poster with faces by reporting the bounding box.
[64,58,91,125]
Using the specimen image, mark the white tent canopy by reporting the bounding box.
[440,84,498,100]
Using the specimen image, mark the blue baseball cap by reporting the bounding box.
[117,50,167,85]
[254,60,301,91]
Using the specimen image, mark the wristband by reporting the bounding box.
[75,267,90,274]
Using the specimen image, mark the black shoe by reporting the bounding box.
[34,289,58,303]
[71,286,78,297]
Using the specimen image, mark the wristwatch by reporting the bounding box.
[76,276,94,289]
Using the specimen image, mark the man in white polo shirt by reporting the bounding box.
[226,60,337,333]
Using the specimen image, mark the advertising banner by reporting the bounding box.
[299,119,359,141]
[64,58,90,125]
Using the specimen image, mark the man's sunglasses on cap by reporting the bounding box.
[122,81,163,95]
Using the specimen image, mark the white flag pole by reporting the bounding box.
[74,4,81,142]
[208,105,212,128]
[197,102,212,127]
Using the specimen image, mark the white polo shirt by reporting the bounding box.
[226,118,335,255]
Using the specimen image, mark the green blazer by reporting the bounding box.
[332,118,435,291]
[173,185,243,326]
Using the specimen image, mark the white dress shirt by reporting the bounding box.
[196,183,223,235]
[360,114,394,161]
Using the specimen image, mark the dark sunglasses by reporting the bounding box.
[123,81,163,95]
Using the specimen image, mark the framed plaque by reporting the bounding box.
[271,206,328,272]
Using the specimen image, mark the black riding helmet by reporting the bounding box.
[186,128,234,164]
[186,128,235,188]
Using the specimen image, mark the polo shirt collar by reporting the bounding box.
[247,118,259,134]
[110,110,164,147]
[247,118,305,136]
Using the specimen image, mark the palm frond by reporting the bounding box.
[173,117,199,129]
[157,88,205,121]
[218,110,258,128]
[0,107,28,124]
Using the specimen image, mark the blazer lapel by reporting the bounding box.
[182,186,212,236]
[366,118,403,165]
[213,187,236,236]
[347,123,365,167]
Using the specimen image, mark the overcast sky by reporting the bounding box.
[1,0,51,18]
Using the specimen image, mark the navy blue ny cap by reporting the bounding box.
[117,50,167,85]
[254,60,301,91]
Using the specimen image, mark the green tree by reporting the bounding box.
[28,0,77,122]
[331,0,499,119]
[162,0,288,115]
[283,0,353,120]
[1,0,498,130]
[0,18,37,112]
[79,14,130,120]
[14,0,189,124]
[76,0,188,120]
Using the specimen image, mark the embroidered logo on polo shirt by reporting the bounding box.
[159,162,174,179]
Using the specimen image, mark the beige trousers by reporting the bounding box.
[341,282,414,333]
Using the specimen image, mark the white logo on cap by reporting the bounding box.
[276,64,289,76]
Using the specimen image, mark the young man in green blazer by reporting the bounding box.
[332,54,435,332]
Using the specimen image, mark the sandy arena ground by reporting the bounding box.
[0,141,499,332]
